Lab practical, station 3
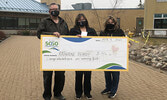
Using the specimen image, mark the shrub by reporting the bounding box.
[22,30,30,36]
[0,31,6,40]
[29,31,37,36]
[17,30,30,36]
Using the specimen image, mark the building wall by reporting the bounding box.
[144,0,167,30]
[0,9,144,33]
[41,0,61,5]
[0,9,144,35]
[60,9,144,33]
[40,0,144,33]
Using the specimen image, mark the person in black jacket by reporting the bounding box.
[37,3,69,100]
[70,14,97,36]
[37,4,69,39]
[70,13,97,100]
[100,16,125,99]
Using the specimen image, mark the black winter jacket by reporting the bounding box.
[100,29,125,36]
[37,17,69,39]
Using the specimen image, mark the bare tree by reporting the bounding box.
[109,0,123,15]
[62,0,124,32]
[138,0,144,8]
[89,0,124,31]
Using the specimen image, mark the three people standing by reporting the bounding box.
[37,3,127,100]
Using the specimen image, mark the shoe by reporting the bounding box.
[44,97,51,100]
[108,93,117,98]
[54,94,66,100]
[85,94,92,100]
[101,89,111,95]
[76,95,81,99]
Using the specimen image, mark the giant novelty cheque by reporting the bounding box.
[40,35,129,71]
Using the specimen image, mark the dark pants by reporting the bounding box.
[75,71,91,96]
[104,71,120,94]
[43,71,65,99]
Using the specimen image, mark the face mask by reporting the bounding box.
[106,24,115,29]
[77,21,87,27]
[51,10,60,17]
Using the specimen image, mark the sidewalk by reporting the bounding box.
[0,36,167,100]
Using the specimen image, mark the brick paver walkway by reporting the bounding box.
[0,36,167,100]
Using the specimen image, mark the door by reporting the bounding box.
[136,17,144,35]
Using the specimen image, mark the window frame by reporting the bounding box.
[157,0,167,2]
[154,14,167,29]
[0,16,41,30]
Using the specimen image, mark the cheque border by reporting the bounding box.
[40,35,129,71]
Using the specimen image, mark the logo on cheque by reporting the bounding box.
[45,41,59,47]
[45,41,59,51]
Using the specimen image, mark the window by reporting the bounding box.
[0,17,41,30]
[26,18,30,29]
[154,14,162,18]
[18,18,26,29]
[37,18,41,23]
[164,14,167,18]
[157,0,167,2]
[0,17,5,29]
[154,19,167,28]
[154,14,167,29]
[29,18,37,29]
[36,18,41,28]
[5,17,18,29]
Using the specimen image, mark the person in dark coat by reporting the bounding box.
[37,3,69,100]
[69,13,97,100]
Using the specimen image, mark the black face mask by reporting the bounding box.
[77,21,88,27]
[106,24,115,30]
[51,10,60,17]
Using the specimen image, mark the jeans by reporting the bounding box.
[43,71,65,99]
[104,71,120,94]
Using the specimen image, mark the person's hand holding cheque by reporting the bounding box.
[53,32,60,37]
[128,42,132,48]
[76,34,82,38]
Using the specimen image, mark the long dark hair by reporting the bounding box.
[74,13,89,28]
[104,16,119,32]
